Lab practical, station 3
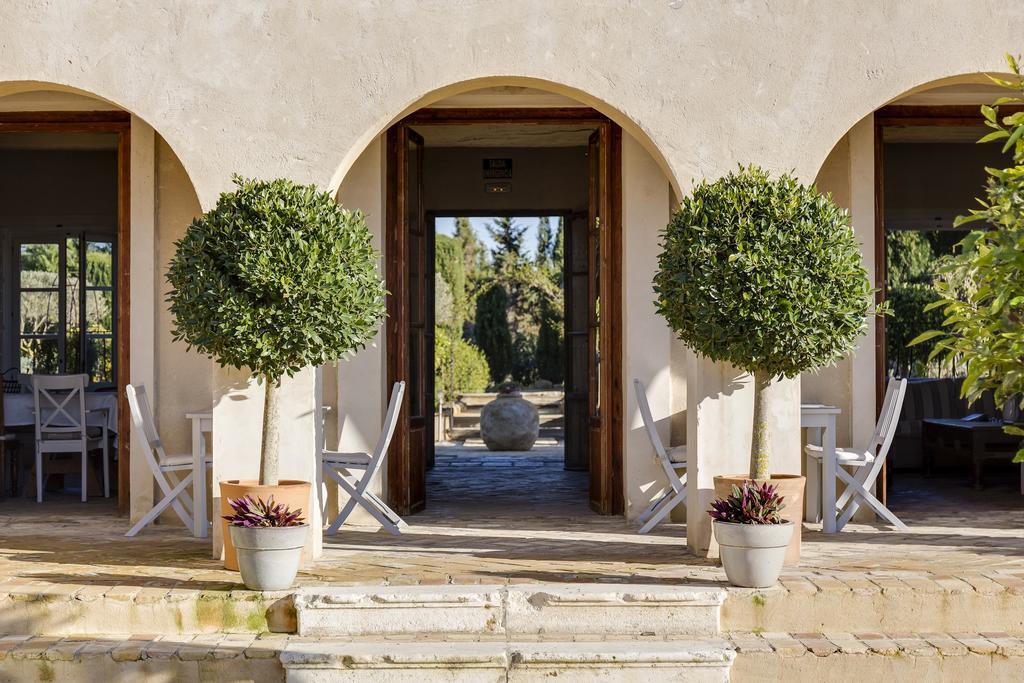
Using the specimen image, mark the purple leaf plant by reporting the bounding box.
[708,480,786,525]
[223,495,306,528]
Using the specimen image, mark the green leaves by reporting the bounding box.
[165,176,386,383]
[653,165,872,378]
[922,54,1024,432]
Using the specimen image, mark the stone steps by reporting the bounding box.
[294,584,725,639]
[0,583,295,636]
[449,426,564,442]
[4,631,1024,682]
[721,577,1024,634]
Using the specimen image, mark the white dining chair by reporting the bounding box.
[31,374,109,503]
[321,381,407,535]
[634,379,688,534]
[805,376,909,531]
[124,383,211,537]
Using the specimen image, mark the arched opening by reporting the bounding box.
[808,74,1024,531]
[0,85,207,533]
[325,83,683,558]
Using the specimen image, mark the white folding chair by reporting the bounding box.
[634,379,688,534]
[806,377,908,531]
[124,383,211,537]
[31,374,109,503]
[321,381,407,535]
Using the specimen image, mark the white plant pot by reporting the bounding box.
[228,525,309,591]
[713,520,794,588]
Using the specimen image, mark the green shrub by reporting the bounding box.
[653,165,872,480]
[435,327,490,402]
[166,176,385,485]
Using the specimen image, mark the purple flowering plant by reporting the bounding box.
[708,481,786,525]
[223,495,306,528]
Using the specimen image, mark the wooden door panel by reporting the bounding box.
[564,212,589,471]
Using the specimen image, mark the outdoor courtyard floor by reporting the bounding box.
[0,443,1020,596]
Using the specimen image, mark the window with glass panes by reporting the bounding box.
[16,236,115,385]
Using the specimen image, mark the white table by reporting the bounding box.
[186,411,212,538]
[4,391,119,433]
[801,403,841,533]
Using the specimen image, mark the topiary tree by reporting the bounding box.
[166,176,386,486]
[913,55,1024,462]
[653,165,873,481]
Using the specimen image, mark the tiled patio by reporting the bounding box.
[0,445,1020,593]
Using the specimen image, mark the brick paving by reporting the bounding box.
[0,444,1021,601]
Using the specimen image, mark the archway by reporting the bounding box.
[0,84,206,527]
[808,73,1024,527]
[327,81,681,529]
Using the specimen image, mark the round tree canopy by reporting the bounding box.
[653,166,871,378]
[166,176,386,381]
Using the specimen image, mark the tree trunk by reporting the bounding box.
[260,374,280,486]
[750,370,772,481]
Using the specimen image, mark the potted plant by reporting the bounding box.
[224,495,307,590]
[166,176,386,570]
[653,166,872,562]
[709,481,793,588]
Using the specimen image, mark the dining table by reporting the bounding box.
[186,411,213,538]
[4,390,119,434]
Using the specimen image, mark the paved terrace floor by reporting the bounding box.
[0,444,1021,594]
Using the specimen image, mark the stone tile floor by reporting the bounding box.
[0,444,1020,593]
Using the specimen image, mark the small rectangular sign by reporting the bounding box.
[483,158,513,179]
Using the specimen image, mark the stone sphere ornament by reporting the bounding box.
[480,391,539,451]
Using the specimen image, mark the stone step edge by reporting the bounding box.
[0,586,295,635]
[5,632,1024,667]
[295,583,725,638]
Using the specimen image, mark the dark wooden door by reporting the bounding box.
[386,125,429,515]
[563,210,590,471]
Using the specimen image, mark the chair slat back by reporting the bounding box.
[364,382,406,481]
[862,377,908,481]
[32,374,88,440]
[634,379,680,483]
[125,384,170,473]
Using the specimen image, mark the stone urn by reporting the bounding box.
[480,391,539,451]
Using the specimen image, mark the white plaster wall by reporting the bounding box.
[331,136,387,527]
[621,133,673,521]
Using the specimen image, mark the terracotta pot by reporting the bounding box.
[219,479,311,571]
[713,474,806,565]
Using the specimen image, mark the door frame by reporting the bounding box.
[0,111,131,513]
[873,104,1024,500]
[384,107,624,516]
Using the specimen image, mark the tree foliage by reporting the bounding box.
[474,283,514,384]
[912,54,1024,462]
[653,165,872,479]
[166,176,386,484]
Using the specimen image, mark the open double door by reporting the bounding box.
[384,109,622,516]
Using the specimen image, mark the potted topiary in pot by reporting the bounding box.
[167,176,386,570]
[654,165,872,562]
[224,496,307,590]
[709,481,792,587]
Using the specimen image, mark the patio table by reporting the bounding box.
[801,403,841,533]
[922,417,1024,493]
[186,411,212,538]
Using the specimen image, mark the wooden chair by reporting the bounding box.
[31,374,109,503]
[321,382,407,535]
[805,377,909,531]
[634,379,688,534]
[124,383,211,536]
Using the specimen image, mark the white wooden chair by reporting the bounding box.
[31,374,109,503]
[124,383,211,537]
[321,381,407,535]
[634,379,688,534]
[805,377,908,531]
